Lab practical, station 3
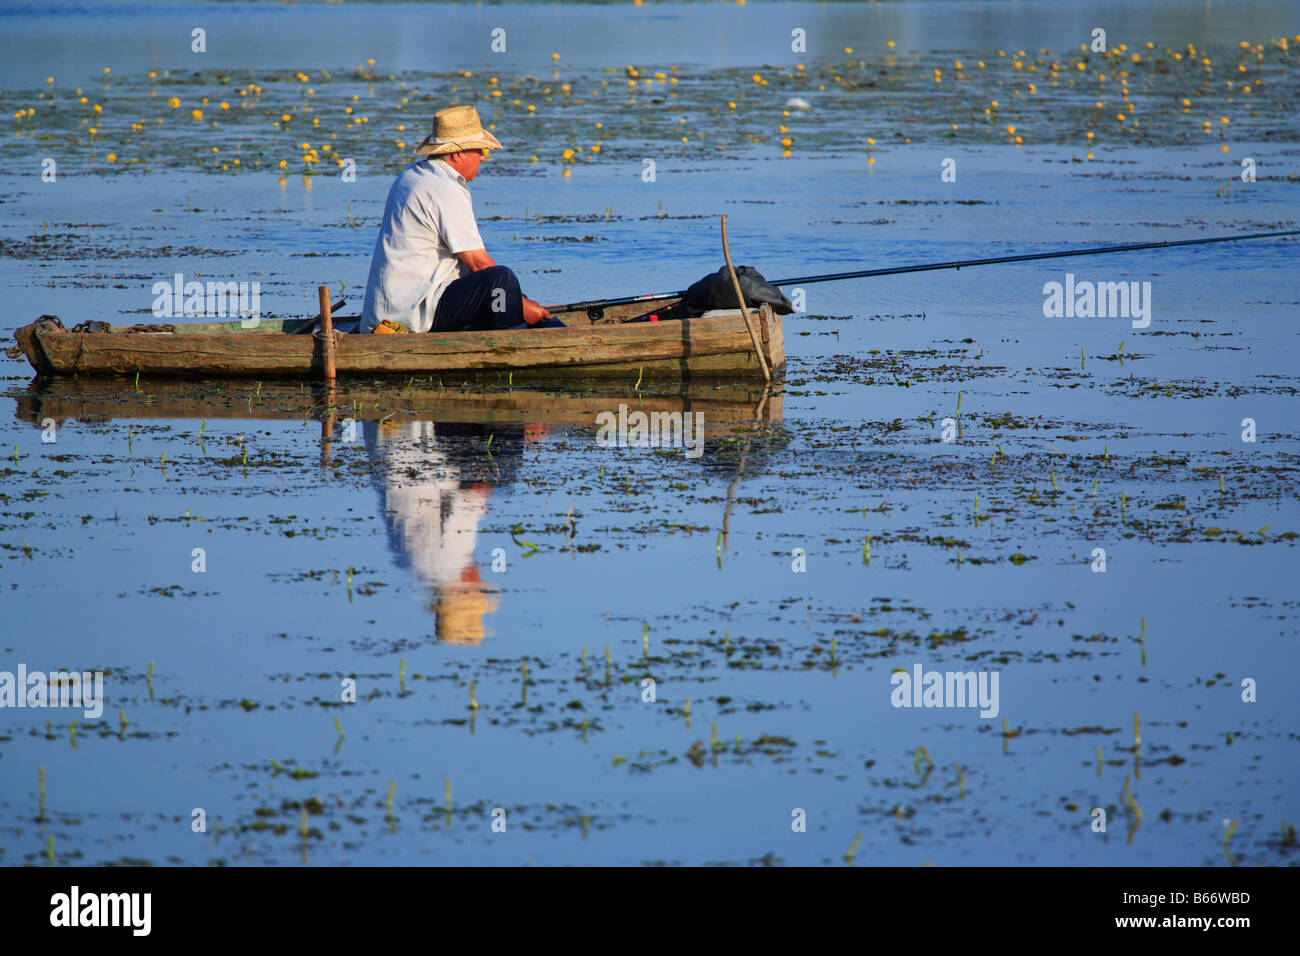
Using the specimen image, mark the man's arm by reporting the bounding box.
[455,249,496,273]
[455,249,551,324]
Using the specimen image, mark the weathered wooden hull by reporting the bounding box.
[11,302,785,382]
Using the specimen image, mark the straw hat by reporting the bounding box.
[414,105,503,157]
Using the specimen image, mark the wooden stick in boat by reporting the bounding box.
[317,285,337,382]
[720,216,770,385]
[292,298,346,335]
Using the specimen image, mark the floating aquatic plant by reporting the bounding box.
[913,745,934,773]
[844,832,862,864]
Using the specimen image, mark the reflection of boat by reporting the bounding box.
[13,378,782,429]
[14,379,781,644]
[9,302,785,382]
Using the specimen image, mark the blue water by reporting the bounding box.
[0,1,1297,867]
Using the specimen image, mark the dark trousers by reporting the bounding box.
[431,265,565,332]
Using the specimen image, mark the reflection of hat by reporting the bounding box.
[433,567,498,645]
[414,105,504,157]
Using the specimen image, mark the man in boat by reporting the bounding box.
[360,105,561,334]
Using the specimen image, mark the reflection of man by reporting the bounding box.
[365,419,499,644]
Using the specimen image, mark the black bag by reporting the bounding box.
[682,265,794,317]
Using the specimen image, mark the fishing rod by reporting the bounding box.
[543,229,1300,316]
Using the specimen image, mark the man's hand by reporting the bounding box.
[521,297,552,325]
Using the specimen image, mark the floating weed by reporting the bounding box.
[580,646,588,671]
[333,714,345,738]
[1001,717,1021,750]
[913,745,934,773]
[863,535,870,565]
[844,831,862,865]
[118,710,128,736]
[1223,817,1238,844]
[1050,470,1059,493]
[1126,787,1143,820]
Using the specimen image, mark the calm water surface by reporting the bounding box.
[0,1,1297,866]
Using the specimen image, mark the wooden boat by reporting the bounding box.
[8,299,785,382]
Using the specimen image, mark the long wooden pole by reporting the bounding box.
[317,285,336,382]
[543,228,1300,315]
[720,215,770,384]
